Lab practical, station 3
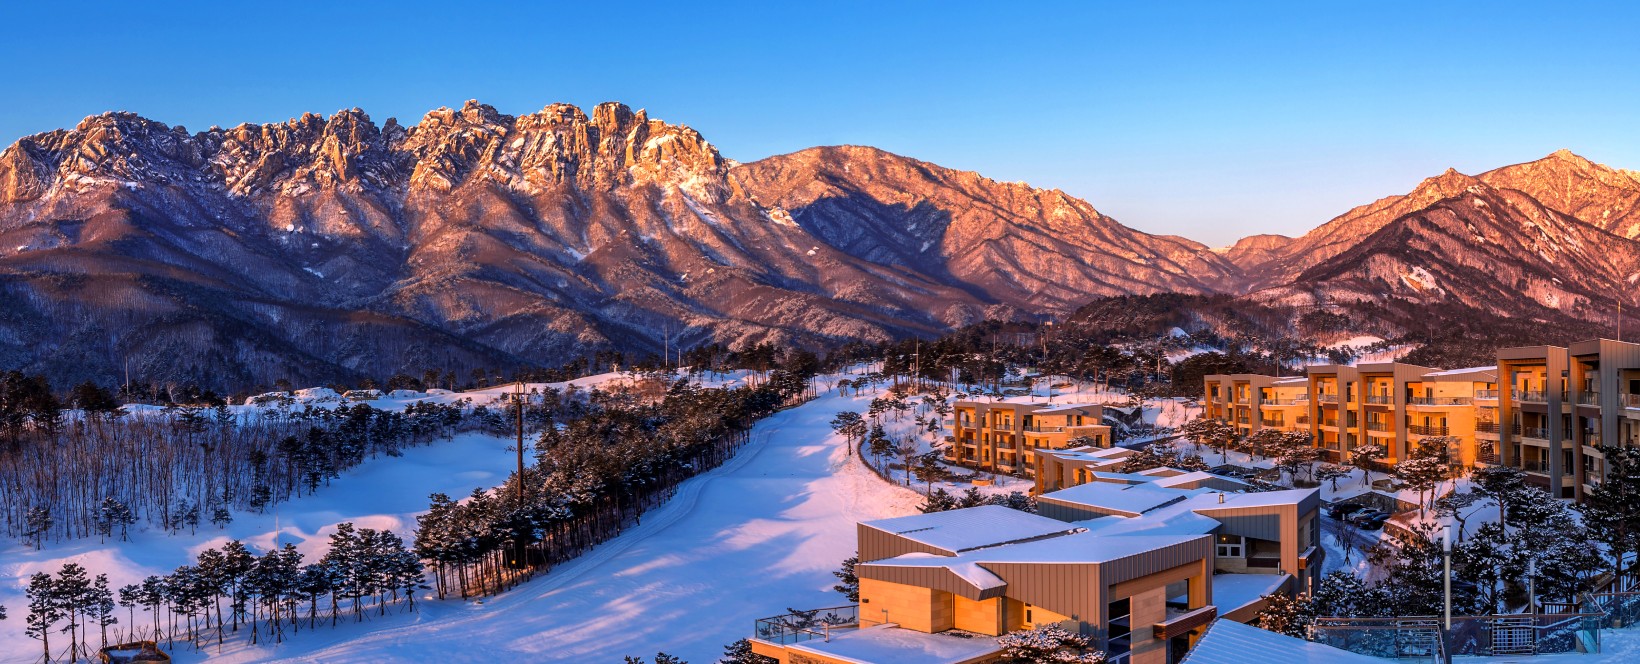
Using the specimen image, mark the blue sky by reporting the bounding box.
[2,1,1636,246]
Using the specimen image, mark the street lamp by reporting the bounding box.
[1442,524,1452,631]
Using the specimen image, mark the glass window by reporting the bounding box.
[1216,534,1244,558]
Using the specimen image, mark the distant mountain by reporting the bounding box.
[0,102,1231,389]
[1238,151,1640,323]
[1,101,1635,390]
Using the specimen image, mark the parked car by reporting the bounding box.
[1328,503,1366,519]
[1351,511,1390,527]
[1347,509,1388,527]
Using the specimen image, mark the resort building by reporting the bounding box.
[751,475,1321,664]
[1200,338,1640,500]
[946,401,1111,477]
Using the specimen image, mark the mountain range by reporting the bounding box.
[3,100,1638,389]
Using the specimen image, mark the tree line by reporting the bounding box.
[414,368,816,599]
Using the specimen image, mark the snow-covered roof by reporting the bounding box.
[1272,377,1308,385]
[1031,402,1100,414]
[1152,471,1251,489]
[787,625,1003,664]
[1209,573,1292,614]
[1182,618,1391,664]
[1038,481,1197,516]
[970,531,1209,564]
[1422,365,1498,378]
[859,552,1007,591]
[1188,488,1315,511]
[861,505,1084,554]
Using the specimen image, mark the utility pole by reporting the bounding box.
[1442,524,1452,631]
[514,380,526,507]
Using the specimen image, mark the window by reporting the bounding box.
[1216,534,1244,558]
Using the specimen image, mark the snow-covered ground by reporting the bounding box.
[223,379,924,663]
[0,373,925,663]
[0,432,516,663]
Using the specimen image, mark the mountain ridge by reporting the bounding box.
[1,101,1635,389]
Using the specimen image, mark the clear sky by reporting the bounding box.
[2,1,1637,246]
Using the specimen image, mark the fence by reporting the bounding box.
[754,605,860,645]
[1312,610,1604,660]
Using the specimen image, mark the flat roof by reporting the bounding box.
[1210,573,1291,615]
[1031,402,1101,414]
[787,625,1003,664]
[1183,618,1391,664]
[1038,481,1198,516]
[860,505,1084,554]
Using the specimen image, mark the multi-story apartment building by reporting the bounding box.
[1493,339,1640,500]
[1199,341,1640,501]
[750,480,1321,664]
[1201,375,1308,437]
[946,401,1111,476]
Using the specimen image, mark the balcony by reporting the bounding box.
[1409,396,1471,406]
[1260,419,1286,427]
[1408,424,1450,436]
[1576,391,1601,405]
[1318,394,1340,403]
[1477,451,1500,465]
[1024,425,1065,433]
[754,605,860,645]
[1475,389,1500,401]
[1521,426,1550,440]
[1263,397,1307,406]
[1625,394,1640,409]
[1476,421,1500,434]
[991,422,1014,431]
[1515,390,1548,403]
[1296,416,1311,425]
[1364,395,1394,405]
[1364,421,1391,432]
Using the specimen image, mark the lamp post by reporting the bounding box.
[1443,524,1453,631]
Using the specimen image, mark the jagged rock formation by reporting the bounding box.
[1,100,1636,390]
[0,102,1230,388]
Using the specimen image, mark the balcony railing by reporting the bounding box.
[1262,397,1307,405]
[1475,389,1500,400]
[1260,419,1285,427]
[754,605,860,645]
[1515,390,1548,403]
[1476,422,1501,434]
[1577,391,1601,405]
[1321,420,1340,428]
[1520,460,1573,477]
[1024,425,1065,433]
[1296,416,1311,425]
[1318,394,1340,403]
[1364,422,1391,432]
[1408,425,1450,436]
[1626,394,1640,409]
[1364,395,1394,405]
[1409,396,1471,406]
[1521,427,1550,440]
[1477,451,1500,465]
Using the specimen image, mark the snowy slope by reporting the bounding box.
[0,373,922,663]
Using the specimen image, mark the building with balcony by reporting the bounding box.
[1202,375,1309,438]
[750,479,1322,664]
[947,401,1111,477]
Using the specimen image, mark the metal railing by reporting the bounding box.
[754,605,860,645]
[1365,422,1391,432]
[1319,394,1340,403]
[1024,425,1065,433]
[1312,612,1602,659]
[1475,389,1500,400]
[1625,393,1640,409]
[1520,459,1572,476]
[1365,395,1395,405]
[1521,426,1550,440]
[1408,425,1449,436]
[1476,422,1501,434]
[1516,390,1548,402]
[1409,396,1470,406]
[1577,391,1601,405]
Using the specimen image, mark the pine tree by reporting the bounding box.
[90,574,116,651]
[718,638,777,664]
[25,573,60,663]
[1350,443,1386,489]
[918,488,958,513]
[1254,591,1314,637]
[24,505,53,550]
[54,563,92,661]
[210,506,234,530]
[1315,464,1351,491]
[832,556,859,601]
[1579,445,1640,588]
